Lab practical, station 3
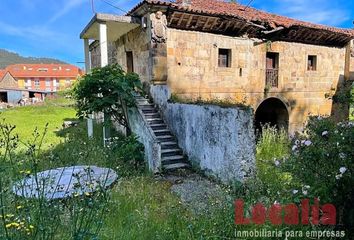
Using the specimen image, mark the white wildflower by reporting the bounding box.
[304,185,310,189]
[335,174,342,180]
[339,167,347,174]
[322,131,328,136]
[302,190,308,196]
[292,189,298,194]
[304,140,312,146]
[274,160,280,167]
[292,145,297,151]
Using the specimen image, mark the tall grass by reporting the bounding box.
[254,125,291,203]
[256,125,289,161]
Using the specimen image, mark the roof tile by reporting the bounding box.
[3,64,83,78]
[129,0,354,37]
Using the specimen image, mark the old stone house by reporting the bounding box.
[80,0,354,179]
[81,0,354,134]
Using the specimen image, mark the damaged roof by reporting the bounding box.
[128,0,354,46]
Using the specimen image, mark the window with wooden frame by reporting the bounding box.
[307,55,317,71]
[218,48,231,68]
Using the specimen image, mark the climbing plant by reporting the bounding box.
[72,64,142,132]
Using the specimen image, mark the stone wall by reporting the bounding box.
[0,72,17,88]
[166,29,348,133]
[128,106,162,173]
[89,41,117,68]
[150,85,255,183]
[115,27,151,86]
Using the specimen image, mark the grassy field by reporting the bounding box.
[0,98,76,149]
[0,96,352,239]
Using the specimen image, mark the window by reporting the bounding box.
[34,79,40,89]
[266,52,279,69]
[307,55,317,71]
[25,79,32,89]
[266,52,279,88]
[218,48,231,68]
[53,79,58,87]
[45,79,51,87]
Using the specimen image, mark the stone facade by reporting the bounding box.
[166,29,349,133]
[115,27,151,87]
[90,41,117,69]
[0,72,17,88]
[89,14,352,134]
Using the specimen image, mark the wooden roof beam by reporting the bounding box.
[262,26,284,35]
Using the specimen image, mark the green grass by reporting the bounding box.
[0,98,76,149]
[0,98,345,239]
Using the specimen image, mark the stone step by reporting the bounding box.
[147,118,164,124]
[142,109,157,114]
[160,141,178,149]
[139,104,155,108]
[153,129,170,136]
[162,154,184,161]
[157,135,174,140]
[144,113,161,119]
[161,148,182,157]
[163,162,190,171]
[150,123,167,130]
[162,155,186,165]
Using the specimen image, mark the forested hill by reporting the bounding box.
[0,49,66,68]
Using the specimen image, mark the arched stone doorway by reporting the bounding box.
[255,97,289,133]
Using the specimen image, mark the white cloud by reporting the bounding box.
[47,0,87,24]
[0,21,58,39]
[270,0,349,27]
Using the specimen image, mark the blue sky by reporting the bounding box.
[0,0,353,67]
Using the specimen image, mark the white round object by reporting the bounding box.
[13,165,118,200]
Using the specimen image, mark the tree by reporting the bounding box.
[72,64,142,133]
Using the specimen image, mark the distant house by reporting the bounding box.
[1,64,83,92]
[0,64,83,104]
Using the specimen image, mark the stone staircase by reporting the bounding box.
[134,95,190,171]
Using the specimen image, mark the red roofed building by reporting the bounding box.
[0,70,6,80]
[0,64,83,92]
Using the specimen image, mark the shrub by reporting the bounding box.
[107,135,145,174]
[72,64,142,130]
[283,117,353,234]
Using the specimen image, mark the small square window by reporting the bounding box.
[308,55,317,71]
[218,48,231,68]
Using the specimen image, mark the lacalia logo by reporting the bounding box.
[235,198,336,225]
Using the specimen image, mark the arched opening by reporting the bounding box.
[255,97,289,134]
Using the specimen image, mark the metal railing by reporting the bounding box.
[266,69,278,88]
